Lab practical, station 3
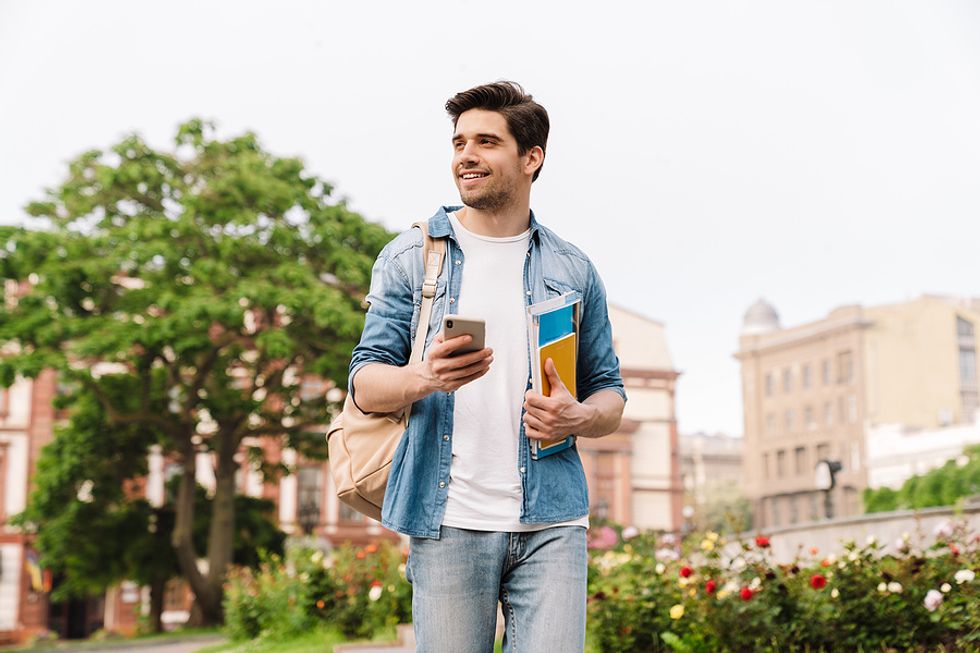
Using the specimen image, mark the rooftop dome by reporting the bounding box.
[742,298,780,335]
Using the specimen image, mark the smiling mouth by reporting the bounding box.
[460,172,489,180]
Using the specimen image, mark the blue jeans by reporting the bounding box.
[407,526,587,653]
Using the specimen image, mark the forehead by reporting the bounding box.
[453,109,513,140]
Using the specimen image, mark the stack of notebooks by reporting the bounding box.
[527,291,582,459]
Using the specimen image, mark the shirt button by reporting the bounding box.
[519,467,526,474]
[455,260,461,265]
[525,290,532,296]
[449,297,455,304]
[443,434,450,441]
[439,481,446,488]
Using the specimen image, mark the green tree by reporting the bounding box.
[13,380,286,632]
[0,120,391,624]
[863,445,980,513]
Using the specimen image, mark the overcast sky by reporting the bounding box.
[2,0,979,435]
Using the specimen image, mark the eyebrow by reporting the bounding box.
[451,132,504,143]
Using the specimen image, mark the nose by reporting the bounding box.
[456,140,480,165]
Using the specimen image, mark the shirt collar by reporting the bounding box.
[428,205,541,243]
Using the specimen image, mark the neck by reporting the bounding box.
[457,198,532,238]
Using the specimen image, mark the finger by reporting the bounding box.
[440,357,493,381]
[544,358,569,395]
[522,413,550,432]
[449,367,490,390]
[524,390,552,411]
[524,425,557,442]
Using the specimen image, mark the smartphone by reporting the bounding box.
[443,316,486,355]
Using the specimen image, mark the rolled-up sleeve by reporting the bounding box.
[576,263,626,403]
[348,247,414,395]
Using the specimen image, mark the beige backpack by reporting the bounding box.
[326,222,446,522]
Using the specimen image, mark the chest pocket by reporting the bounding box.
[543,276,579,300]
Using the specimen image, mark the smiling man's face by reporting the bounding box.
[451,109,531,212]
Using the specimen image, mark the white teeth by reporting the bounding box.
[462,173,486,179]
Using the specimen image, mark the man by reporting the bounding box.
[349,81,625,652]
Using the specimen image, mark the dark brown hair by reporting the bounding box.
[446,81,549,181]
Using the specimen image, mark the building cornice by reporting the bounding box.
[735,315,872,358]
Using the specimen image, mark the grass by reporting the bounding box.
[195,625,401,653]
[0,627,223,652]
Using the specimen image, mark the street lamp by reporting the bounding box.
[298,501,320,535]
[814,459,843,520]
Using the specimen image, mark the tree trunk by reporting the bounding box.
[206,429,237,599]
[148,576,166,633]
[171,438,223,625]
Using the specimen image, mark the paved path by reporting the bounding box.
[31,636,226,653]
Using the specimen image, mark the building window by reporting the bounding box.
[794,447,807,475]
[960,349,978,384]
[808,492,819,521]
[816,443,830,461]
[762,453,770,479]
[297,466,323,529]
[776,450,786,478]
[824,401,833,426]
[765,373,774,397]
[771,497,781,527]
[0,443,8,522]
[958,316,975,339]
[804,405,815,429]
[837,350,853,384]
[838,396,846,424]
[958,317,978,420]
[782,368,793,393]
[766,412,776,435]
[784,409,794,432]
[822,360,831,385]
[802,364,812,390]
[847,395,858,424]
[789,495,799,524]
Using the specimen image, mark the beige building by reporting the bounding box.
[577,304,682,532]
[736,295,980,529]
[679,432,744,529]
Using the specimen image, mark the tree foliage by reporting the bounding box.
[863,445,980,513]
[0,119,391,623]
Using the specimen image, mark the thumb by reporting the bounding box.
[544,358,569,394]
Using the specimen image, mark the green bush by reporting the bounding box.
[223,540,411,642]
[588,521,979,652]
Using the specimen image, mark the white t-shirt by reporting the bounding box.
[441,213,588,532]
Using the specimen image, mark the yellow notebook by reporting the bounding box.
[539,332,577,400]
[534,332,577,455]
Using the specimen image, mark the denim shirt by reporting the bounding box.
[349,206,626,538]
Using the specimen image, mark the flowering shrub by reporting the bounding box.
[223,540,411,642]
[588,520,979,652]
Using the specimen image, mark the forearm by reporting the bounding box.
[351,362,432,414]
[575,389,625,438]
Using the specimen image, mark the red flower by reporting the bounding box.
[810,547,819,555]
[740,587,753,601]
[680,566,693,578]
[705,580,717,594]
[755,535,770,548]
[820,558,831,568]
[810,574,827,590]
[950,544,960,557]
[355,551,366,560]
[370,580,383,588]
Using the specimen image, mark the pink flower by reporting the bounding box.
[924,589,943,612]
[934,520,955,539]
[587,526,618,550]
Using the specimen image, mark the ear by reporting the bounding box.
[523,145,544,178]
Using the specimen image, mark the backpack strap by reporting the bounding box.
[401,221,446,424]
